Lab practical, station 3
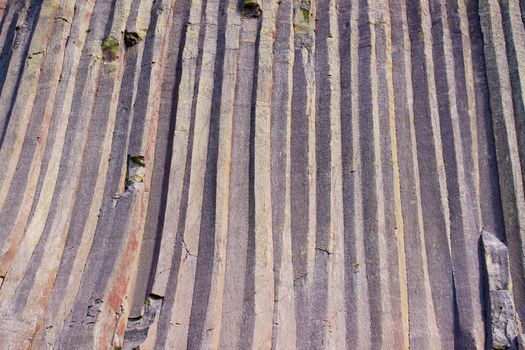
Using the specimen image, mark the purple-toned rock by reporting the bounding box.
[2,0,525,348]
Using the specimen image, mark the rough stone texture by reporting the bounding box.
[482,231,520,349]
[0,0,525,349]
[123,295,163,349]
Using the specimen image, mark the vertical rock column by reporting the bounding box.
[480,0,525,325]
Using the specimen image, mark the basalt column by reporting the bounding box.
[0,0,524,349]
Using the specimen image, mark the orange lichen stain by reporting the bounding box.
[108,229,140,310]
[0,247,17,275]
[108,272,129,311]
[100,337,108,350]
[35,282,54,313]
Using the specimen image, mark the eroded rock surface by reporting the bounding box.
[482,231,521,349]
[0,0,525,349]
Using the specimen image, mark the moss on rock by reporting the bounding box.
[300,7,310,22]
[126,155,146,191]
[101,35,119,62]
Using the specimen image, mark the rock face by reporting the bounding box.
[1,0,525,349]
[481,231,520,349]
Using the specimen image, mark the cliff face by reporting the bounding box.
[0,0,525,349]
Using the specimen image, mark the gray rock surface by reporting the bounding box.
[0,0,525,349]
[482,231,520,349]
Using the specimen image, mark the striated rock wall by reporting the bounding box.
[0,0,525,348]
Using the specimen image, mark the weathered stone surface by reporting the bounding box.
[0,0,524,348]
[123,295,163,349]
[482,231,520,349]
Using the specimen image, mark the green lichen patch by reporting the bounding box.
[124,31,142,48]
[242,0,262,18]
[126,155,146,190]
[101,35,120,62]
[300,7,310,22]
[126,174,144,187]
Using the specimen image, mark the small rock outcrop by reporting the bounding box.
[123,295,163,349]
[124,31,142,48]
[481,231,521,349]
[126,155,145,191]
[241,0,261,18]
